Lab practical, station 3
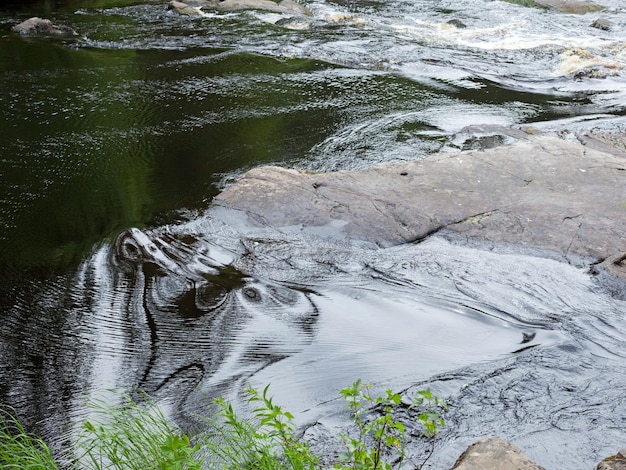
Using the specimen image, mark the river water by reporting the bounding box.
[1,0,626,468]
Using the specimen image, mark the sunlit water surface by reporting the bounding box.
[1,0,626,468]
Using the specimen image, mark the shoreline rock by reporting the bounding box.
[451,439,626,469]
[596,448,626,470]
[451,438,545,470]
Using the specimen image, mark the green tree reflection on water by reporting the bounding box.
[0,0,140,14]
[0,20,341,277]
[0,38,154,271]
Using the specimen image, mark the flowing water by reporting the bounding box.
[1,0,626,468]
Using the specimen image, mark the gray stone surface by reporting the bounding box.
[170,0,312,16]
[209,0,312,15]
[168,0,209,16]
[591,18,614,31]
[534,0,602,13]
[216,133,626,277]
[597,449,626,470]
[450,438,546,470]
[12,17,77,37]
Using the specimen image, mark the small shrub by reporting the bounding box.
[409,387,447,469]
[334,380,446,470]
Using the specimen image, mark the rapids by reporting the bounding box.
[1,0,626,468]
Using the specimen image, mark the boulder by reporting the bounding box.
[597,449,626,470]
[446,19,467,29]
[534,0,602,13]
[504,0,602,13]
[168,0,209,16]
[12,17,77,37]
[176,0,312,16]
[535,0,602,13]
[591,18,613,31]
[216,132,626,279]
[450,438,545,470]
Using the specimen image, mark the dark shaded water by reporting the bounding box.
[1,0,626,468]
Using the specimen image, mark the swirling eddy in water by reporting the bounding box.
[111,227,319,413]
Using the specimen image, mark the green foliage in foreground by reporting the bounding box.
[0,406,58,469]
[76,393,202,470]
[0,381,446,470]
[205,386,320,469]
[334,380,447,470]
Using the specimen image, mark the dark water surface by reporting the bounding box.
[1,0,626,468]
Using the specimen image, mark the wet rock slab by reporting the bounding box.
[216,133,626,279]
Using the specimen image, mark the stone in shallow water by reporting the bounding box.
[174,0,312,15]
[450,438,545,470]
[591,18,613,31]
[167,0,208,16]
[534,0,602,13]
[512,0,603,13]
[12,17,77,37]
